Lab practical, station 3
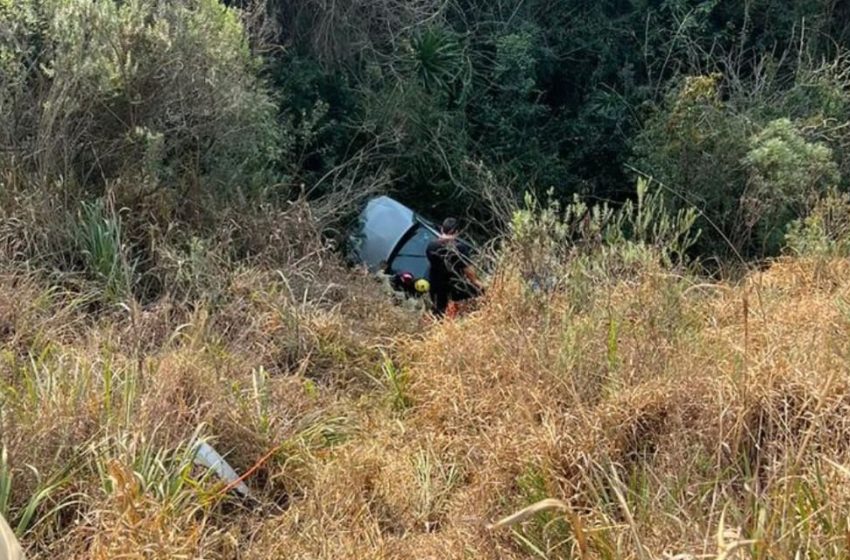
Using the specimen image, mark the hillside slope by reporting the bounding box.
[3,256,850,558]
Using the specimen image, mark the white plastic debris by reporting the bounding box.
[193,442,251,498]
[0,512,24,560]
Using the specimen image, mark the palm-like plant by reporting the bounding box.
[409,27,465,94]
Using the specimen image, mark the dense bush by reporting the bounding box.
[786,189,850,257]
[4,0,850,268]
[1,0,283,209]
[633,58,850,257]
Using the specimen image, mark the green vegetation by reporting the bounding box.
[6,1,850,262]
[5,0,850,558]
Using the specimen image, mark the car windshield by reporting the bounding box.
[389,224,435,279]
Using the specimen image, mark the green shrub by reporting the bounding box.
[785,189,850,257]
[631,74,753,257]
[75,199,135,302]
[0,0,284,203]
[741,118,840,254]
[509,178,699,293]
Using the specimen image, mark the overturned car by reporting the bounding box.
[347,196,474,296]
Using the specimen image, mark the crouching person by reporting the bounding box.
[425,217,483,318]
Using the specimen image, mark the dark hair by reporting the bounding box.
[441,217,459,235]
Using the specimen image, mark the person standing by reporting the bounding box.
[426,218,482,317]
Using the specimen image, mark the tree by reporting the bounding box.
[0,0,283,212]
[741,118,839,253]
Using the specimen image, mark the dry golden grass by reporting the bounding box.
[4,256,850,558]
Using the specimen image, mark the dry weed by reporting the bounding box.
[4,252,850,559]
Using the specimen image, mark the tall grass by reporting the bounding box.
[0,233,420,557]
[4,183,850,558]
[74,199,135,303]
[0,447,77,537]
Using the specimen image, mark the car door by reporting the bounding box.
[387,223,437,280]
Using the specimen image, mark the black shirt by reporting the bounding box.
[426,237,475,298]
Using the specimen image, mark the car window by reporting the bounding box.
[389,225,435,279]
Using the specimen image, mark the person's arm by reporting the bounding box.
[460,243,483,290]
[464,266,482,289]
[426,241,438,266]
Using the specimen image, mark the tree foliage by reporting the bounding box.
[5,0,850,262]
[1,0,282,210]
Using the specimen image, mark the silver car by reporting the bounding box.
[348,196,464,283]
